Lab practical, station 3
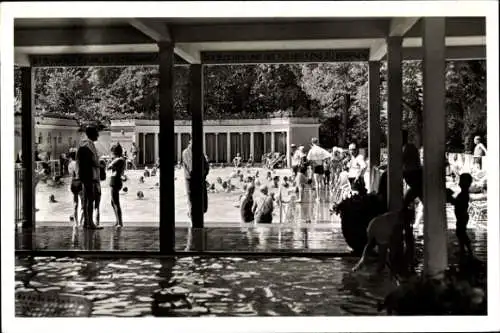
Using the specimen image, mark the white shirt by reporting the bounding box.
[306,145,331,165]
[68,160,77,178]
[348,154,367,178]
[292,150,305,166]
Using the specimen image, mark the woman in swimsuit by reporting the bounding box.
[108,143,126,228]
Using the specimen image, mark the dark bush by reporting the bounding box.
[334,192,387,254]
[379,259,487,315]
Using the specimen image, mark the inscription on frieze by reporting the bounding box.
[202,49,369,64]
[30,53,188,67]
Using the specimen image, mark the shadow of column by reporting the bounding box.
[21,227,34,251]
[151,257,178,316]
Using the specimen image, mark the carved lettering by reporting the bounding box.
[201,49,369,64]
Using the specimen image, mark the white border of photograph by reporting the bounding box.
[1,1,499,332]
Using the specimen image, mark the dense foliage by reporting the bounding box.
[379,258,487,315]
[14,59,486,150]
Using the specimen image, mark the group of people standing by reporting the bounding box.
[68,125,127,229]
[290,137,368,204]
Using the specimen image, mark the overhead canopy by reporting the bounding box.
[14,16,486,66]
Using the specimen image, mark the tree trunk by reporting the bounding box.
[341,94,351,147]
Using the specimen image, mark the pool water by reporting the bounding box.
[15,233,488,318]
[33,167,486,229]
[14,256,404,317]
[34,167,335,225]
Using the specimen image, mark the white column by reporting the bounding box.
[250,132,255,158]
[215,133,219,163]
[271,132,275,153]
[177,132,182,164]
[286,129,291,168]
[263,132,267,154]
[227,132,231,163]
[368,61,381,193]
[154,132,159,162]
[203,133,207,155]
[141,132,146,166]
[422,17,447,279]
[240,132,244,159]
[387,37,403,212]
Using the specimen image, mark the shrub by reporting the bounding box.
[379,259,487,315]
[334,192,387,254]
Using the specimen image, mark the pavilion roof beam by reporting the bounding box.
[129,19,200,64]
[369,17,420,61]
[401,45,486,61]
[405,17,486,38]
[15,26,153,46]
[15,52,31,67]
[129,19,171,42]
[169,19,390,43]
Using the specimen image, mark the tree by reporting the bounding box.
[34,67,95,118]
[203,65,258,119]
[300,62,368,147]
[446,60,486,152]
[250,64,312,117]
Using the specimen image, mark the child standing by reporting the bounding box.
[67,150,83,226]
[108,143,126,228]
[447,173,474,258]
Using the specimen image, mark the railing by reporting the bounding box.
[15,166,25,224]
[35,160,61,177]
[15,161,61,225]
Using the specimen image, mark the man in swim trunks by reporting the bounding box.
[306,137,332,201]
